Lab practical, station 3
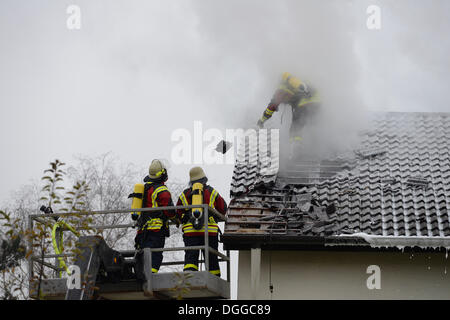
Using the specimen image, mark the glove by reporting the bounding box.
[169,216,181,228]
[257,119,264,129]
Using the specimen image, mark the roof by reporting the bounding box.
[223,112,450,250]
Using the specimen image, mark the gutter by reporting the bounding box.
[222,232,450,252]
[331,233,450,250]
[221,233,366,251]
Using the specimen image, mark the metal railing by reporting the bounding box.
[27,204,230,295]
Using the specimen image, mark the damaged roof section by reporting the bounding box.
[230,128,279,196]
[312,112,450,238]
[226,185,340,237]
[355,147,387,159]
[224,112,450,248]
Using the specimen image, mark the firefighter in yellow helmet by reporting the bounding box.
[176,167,228,277]
[130,159,177,275]
[257,72,321,142]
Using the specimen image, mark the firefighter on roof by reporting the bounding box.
[176,167,228,277]
[129,159,177,275]
[257,72,321,142]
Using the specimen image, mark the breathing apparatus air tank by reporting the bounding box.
[191,182,204,230]
[130,183,145,219]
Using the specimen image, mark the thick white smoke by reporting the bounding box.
[2,1,448,203]
[189,0,369,162]
[355,0,450,112]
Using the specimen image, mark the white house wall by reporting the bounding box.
[238,250,450,299]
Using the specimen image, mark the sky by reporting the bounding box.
[1,0,450,299]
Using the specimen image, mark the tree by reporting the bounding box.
[67,153,187,258]
[32,159,89,298]
[66,153,142,249]
[0,209,27,300]
[0,153,191,299]
[0,160,93,299]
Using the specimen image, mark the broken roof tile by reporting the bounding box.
[226,112,450,248]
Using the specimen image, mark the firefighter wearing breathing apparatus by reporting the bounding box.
[257,72,321,142]
[129,159,177,274]
[176,167,227,277]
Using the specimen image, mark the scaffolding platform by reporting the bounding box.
[27,204,230,300]
[31,271,230,300]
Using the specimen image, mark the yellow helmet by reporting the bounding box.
[282,72,291,82]
[281,72,304,92]
[288,77,303,91]
[189,166,206,182]
[149,159,167,179]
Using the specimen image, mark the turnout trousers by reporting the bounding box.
[183,235,220,276]
[136,230,165,275]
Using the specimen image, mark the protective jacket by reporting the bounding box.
[176,185,227,237]
[260,75,320,124]
[136,180,175,237]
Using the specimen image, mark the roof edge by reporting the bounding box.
[335,233,450,249]
[222,233,450,253]
[368,110,450,116]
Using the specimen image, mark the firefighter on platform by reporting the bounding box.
[257,72,321,142]
[130,159,177,275]
[176,167,228,277]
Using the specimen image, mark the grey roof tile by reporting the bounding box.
[226,112,450,247]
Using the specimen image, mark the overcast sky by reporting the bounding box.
[1,0,449,300]
[1,0,450,205]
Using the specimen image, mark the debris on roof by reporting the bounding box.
[355,147,387,158]
[311,113,450,239]
[405,176,430,188]
[226,182,340,237]
[215,140,232,154]
[225,112,450,248]
[381,177,397,185]
[230,129,279,196]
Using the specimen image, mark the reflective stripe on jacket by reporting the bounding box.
[297,87,320,107]
[176,185,227,237]
[141,183,173,232]
[260,79,320,122]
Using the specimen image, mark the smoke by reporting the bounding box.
[355,0,450,112]
[1,0,448,300]
[1,1,449,204]
[189,0,450,162]
[189,0,369,162]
